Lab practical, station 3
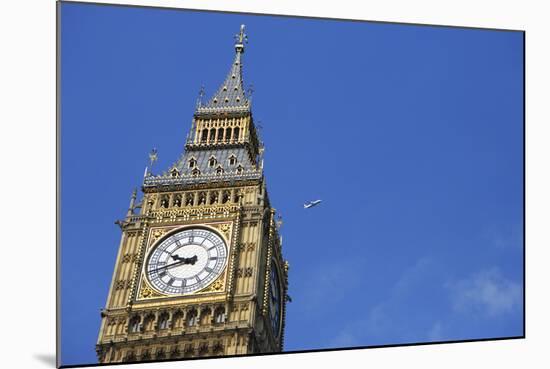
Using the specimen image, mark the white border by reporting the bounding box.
[1,1,548,368]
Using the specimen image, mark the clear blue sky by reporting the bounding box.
[60,3,524,366]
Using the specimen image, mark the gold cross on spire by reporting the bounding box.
[237,24,246,43]
[234,24,247,52]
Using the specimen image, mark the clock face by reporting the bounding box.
[269,262,281,337]
[145,227,228,295]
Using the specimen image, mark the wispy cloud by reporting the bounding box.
[427,321,443,341]
[447,267,522,317]
[484,225,523,250]
[329,330,358,348]
[297,258,365,315]
[328,257,435,347]
[325,261,522,349]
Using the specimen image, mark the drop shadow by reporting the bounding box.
[33,353,57,367]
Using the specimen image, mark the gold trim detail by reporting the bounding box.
[200,274,226,293]
[139,280,164,299]
[211,222,232,240]
[150,229,166,244]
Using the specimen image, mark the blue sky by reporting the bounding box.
[60,3,524,366]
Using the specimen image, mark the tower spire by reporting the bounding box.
[196,25,250,116]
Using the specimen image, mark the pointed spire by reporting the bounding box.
[127,188,137,216]
[196,25,250,116]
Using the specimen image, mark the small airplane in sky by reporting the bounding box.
[304,200,322,209]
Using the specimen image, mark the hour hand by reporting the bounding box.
[170,254,198,265]
[171,255,184,262]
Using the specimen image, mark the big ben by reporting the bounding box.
[96,25,289,363]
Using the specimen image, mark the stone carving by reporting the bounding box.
[139,283,163,299]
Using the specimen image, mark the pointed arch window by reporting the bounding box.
[228,154,237,166]
[143,314,155,332]
[185,193,194,206]
[186,309,198,327]
[201,129,208,142]
[236,165,244,174]
[222,190,231,204]
[233,127,240,142]
[198,192,207,205]
[160,195,169,209]
[173,194,182,207]
[214,307,225,324]
[225,128,232,143]
[200,307,212,325]
[158,313,169,330]
[188,158,197,169]
[129,316,141,333]
[208,156,217,168]
[170,167,180,178]
[172,311,183,329]
[192,168,201,177]
[216,166,224,175]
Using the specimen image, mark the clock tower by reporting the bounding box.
[96,25,289,363]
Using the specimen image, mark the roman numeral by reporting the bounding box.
[168,277,175,286]
[205,267,214,273]
[209,256,218,261]
[189,236,194,243]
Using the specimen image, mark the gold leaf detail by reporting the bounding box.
[201,276,225,293]
[150,229,166,244]
[139,283,163,299]
[213,223,231,239]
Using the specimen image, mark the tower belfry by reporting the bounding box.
[96,25,288,363]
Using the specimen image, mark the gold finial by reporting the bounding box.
[145,148,158,177]
[148,148,158,166]
[276,214,283,229]
[235,24,248,52]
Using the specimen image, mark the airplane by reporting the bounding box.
[303,200,322,209]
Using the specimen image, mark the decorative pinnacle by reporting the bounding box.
[234,24,248,53]
[196,85,205,107]
[276,214,283,229]
[127,188,137,216]
[146,148,158,176]
[148,148,158,166]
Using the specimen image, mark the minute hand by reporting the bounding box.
[150,259,188,274]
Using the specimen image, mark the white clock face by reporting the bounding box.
[145,227,228,295]
[269,262,281,337]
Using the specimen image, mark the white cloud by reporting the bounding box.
[448,267,522,317]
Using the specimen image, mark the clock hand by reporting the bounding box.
[150,259,188,273]
[151,255,199,273]
[172,254,198,265]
